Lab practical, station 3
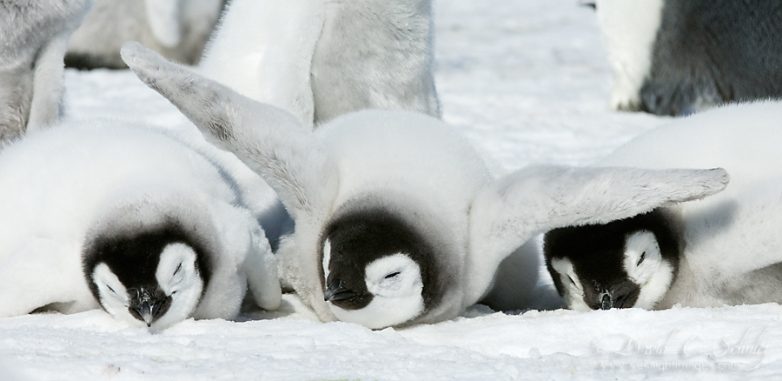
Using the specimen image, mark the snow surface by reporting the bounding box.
[2,0,779,379]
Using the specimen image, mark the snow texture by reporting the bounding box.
[1,0,779,379]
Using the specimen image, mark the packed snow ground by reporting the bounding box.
[1,0,779,380]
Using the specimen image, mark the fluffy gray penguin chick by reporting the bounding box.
[0,0,92,140]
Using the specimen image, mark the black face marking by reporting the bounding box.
[637,0,782,116]
[544,209,680,310]
[319,208,441,313]
[82,221,213,311]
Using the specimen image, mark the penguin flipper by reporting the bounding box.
[464,165,729,304]
[241,216,282,311]
[121,42,337,221]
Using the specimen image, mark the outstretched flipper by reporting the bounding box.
[121,42,337,221]
[465,165,729,302]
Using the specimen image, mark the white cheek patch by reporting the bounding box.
[550,257,590,311]
[623,231,660,283]
[634,261,673,309]
[328,253,425,329]
[152,243,204,330]
[364,253,423,298]
[623,231,673,309]
[596,0,665,109]
[156,243,199,294]
[92,263,137,326]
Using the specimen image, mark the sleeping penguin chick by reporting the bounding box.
[320,209,442,329]
[83,211,212,330]
[0,122,281,329]
[545,101,782,311]
[545,209,681,311]
[123,43,729,328]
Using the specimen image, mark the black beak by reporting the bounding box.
[128,288,171,326]
[323,280,358,302]
[600,294,612,310]
[596,282,640,310]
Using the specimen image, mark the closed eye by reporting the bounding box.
[637,251,646,267]
[106,285,117,294]
[385,271,401,279]
[567,275,576,286]
[173,262,183,277]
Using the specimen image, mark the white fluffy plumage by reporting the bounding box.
[199,0,440,127]
[594,0,664,111]
[123,43,730,327]
[597,101,782,308]
[0,122,281,323]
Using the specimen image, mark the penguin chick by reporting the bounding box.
[0,0,92,140]
[123,42,729,328]
[82,196,215,330]
[0,122,281,329]
[545,101,782,310]
[545,209,681,311]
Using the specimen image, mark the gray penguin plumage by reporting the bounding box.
[199,0,440,128]
[597,0,782,116]
[65,0,225,69]
[0,0,91,140]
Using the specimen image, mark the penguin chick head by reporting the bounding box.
[84,226,211,331]
[320,209,439,329]
[544,209,680,311]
